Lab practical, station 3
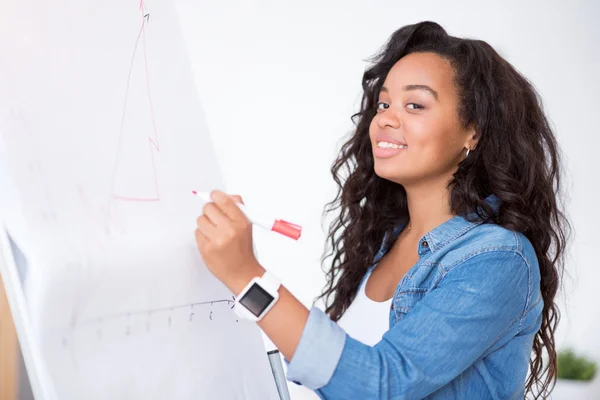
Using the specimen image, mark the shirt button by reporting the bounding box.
[422,240,429,248]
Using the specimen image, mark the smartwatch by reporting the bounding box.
[234,270,281,322]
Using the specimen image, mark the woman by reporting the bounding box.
[194,21,569,399]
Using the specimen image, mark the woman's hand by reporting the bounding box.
[194,190,264,295]
[196,191,309,365]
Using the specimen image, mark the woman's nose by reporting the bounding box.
[376,108,401,130]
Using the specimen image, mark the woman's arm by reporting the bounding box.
[286,250,537,399]
[227,262,311,363]
[193,191,311,362]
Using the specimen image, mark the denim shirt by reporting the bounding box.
[285,195,543,399]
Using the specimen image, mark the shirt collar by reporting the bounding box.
[376,194,500,259]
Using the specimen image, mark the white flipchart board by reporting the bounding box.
[0,1,279,399]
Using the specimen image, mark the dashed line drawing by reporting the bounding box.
[97,296,236,323]
[72,296,238,340]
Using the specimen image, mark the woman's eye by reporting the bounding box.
[407,103,424,110]
[376,102,389,111]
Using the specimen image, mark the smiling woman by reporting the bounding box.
[369,53,477,185]
[194,20,569,400]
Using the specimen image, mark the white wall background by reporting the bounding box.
[177,0,600,398]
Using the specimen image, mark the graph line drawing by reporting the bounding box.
[97,296,236,323]
[73,295,236,330]
[111,0,161,202]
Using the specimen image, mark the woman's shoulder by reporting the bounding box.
[442,222,540,287]
[465,222,537,263]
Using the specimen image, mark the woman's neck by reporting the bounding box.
[404,180,454,239]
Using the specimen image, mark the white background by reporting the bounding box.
[179,0,600,398]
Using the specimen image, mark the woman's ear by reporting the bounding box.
[464,125,479,151]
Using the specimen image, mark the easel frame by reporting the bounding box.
[0,272,19,400]
[0,226,56,400]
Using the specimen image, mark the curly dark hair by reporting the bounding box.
[315,21,570,399]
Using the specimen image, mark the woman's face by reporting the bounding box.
[369,52,476,187]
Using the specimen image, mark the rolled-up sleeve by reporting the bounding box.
[285,250,535,399]
[285,306,347,389]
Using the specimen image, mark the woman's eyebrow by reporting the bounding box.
[381,85,439,101]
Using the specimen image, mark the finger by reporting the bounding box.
[210,190,248,222]
[195,228,208,247]
[196,215,218,239]
[231,195,244,205]
[202,201,230,227]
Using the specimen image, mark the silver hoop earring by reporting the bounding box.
[465,148,471,158]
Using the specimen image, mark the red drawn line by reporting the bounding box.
[110,4,161,203]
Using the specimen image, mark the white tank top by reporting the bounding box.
[337,270,392,346]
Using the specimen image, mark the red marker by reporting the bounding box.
[192,191,302,240]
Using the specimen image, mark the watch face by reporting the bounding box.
[238,283,274,317]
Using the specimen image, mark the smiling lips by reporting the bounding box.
[373,134,407,158]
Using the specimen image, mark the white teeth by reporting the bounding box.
[377,141,407,149]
